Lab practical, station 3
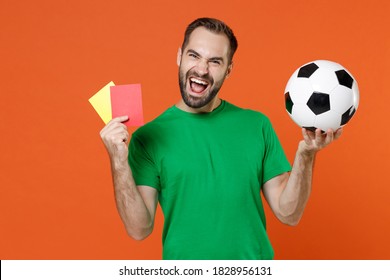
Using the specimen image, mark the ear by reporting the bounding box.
[177,47,182,66]
[225,61,233,78]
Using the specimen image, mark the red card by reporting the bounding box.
[110,84,144,126]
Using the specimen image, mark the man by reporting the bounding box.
[100,18,342,260]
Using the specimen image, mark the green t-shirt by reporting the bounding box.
[129,100,291,260]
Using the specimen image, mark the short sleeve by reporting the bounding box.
[128,133,161,191]
[261,117,292,184]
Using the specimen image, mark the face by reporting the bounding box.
[177,27,232,110]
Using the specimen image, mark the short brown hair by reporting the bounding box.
[181,17,238,63]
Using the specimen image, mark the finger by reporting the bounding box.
[101,119,128,137]
[101,127,129,146]
[106,131,129,146]
[314,128,323,146]
[108,125,128,135]
[122,130,130,143]
[302,128,313,145]
[334,127,343,140]
[103,116,129,131]
[116,132,129,144]
[324,129,334,146]
[109,115,129,124]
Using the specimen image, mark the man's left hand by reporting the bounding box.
[298,128,343,156]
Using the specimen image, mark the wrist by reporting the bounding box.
[111,157,130,172]
[297,141,317,159]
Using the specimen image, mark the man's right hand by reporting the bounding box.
[100,116,157,240]
[100,116,130,164]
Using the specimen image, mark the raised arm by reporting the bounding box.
[100,116,158,240]
[262,128,343,226]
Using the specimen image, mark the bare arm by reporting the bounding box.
[100,116,158,240]
[263,128,342,226]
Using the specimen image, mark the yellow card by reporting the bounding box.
[89,81,115,124]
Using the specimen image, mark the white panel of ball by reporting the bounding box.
[309,67,339,93]
[291,104,316,127]
[329,86,354,114]
[314,111,341,131]
[287,78,314,104]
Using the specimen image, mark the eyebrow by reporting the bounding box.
[187,49,225,63]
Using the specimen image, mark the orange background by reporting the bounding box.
[1,0,389,260]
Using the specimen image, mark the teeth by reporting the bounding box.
[190,78,208,85]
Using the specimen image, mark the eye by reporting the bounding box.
[210,60,221,65]
[189,53,198,59]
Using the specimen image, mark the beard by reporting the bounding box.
[178,67,225,109]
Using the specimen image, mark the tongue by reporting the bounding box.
[191,82,207,93]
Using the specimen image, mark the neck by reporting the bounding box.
[176,97,222,114]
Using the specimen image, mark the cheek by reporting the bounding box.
[179,64,189,78]
[180,64,194,79]
[180,58,197,70]
[211,70,228,83]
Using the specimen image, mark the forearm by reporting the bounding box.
[279,142,316,225]
[111,159,153,240]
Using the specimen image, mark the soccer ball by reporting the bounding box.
[284,60,359,132]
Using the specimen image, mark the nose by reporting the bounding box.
[195,58,209,76]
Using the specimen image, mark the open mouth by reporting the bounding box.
[189,77,210,95]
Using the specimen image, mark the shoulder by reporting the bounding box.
[223,100,272,126]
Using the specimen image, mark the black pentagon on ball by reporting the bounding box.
[335,69,354,89]
[306,92,330,115]
[341,106,356,125]
[285,92,294,114]
[297,63,319,78]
